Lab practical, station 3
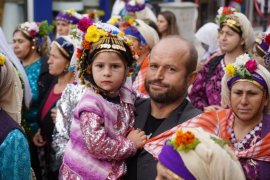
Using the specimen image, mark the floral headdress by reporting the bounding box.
[158,128,242,180]
[126,0,146,12]
[56,8,83,24]
[17,21,53,55]
[216,6,241,33]
[255,32,270,67]
[18,20,53,40]
[225,53,268,91]
[76,22,135,86]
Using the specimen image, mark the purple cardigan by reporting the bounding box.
[60,85,137,179]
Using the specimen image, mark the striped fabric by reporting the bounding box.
[144,109,270,162]
[133,56,149,97]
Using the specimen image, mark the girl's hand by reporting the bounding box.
[127,129,147,149]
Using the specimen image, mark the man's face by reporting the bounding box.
[145,44,190,104]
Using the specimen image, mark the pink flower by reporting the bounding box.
[78,17,93,32]
[245,59,257,73]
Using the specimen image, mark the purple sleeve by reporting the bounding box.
[80,112,137,161]
[188,65,210,110]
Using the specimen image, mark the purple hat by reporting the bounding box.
[56,9,82,24]
[158,141,196,180]
[126,0,146,12]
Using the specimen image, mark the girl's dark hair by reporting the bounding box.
[158,11,180,37]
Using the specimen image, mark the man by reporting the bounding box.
[125,36,201,180]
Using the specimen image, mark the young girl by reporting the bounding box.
[60,22,147,179]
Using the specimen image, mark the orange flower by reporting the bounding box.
[82,41,90,49]
[175,130,195,147]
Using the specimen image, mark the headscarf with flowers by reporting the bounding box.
[0,53,23,124]
[15,20,53,56]
[221,53,270,114]
[158,127,245,180]
[255,32,270,68]
[76,22,135,90]
[216,7,254,51]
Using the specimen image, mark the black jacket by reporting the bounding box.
[125,98,202,180]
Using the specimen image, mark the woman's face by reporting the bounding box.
[157,14,169,35]
[48,43,69,76]
[92,51,126,96]
[230,81,268,122]
[218,26,244,53]
[56,20,70,36]
[12,31,32,60]
[156,162,184,180]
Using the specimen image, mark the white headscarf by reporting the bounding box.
[195,22,220,60]
[0,27,32,108]
[0,55,23,124]
[135,19,159,49]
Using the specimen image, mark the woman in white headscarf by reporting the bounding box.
[0,27,32,109]
[0,53,31,179]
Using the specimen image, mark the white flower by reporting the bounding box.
[217,7,223,16]
[234,53,250,68]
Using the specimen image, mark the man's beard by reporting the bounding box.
[145,79,187,104]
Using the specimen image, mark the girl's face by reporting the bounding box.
[12,31,33,61]
[48,43,69,76]
[56,20,70,36]
[92,51,127,96]
[218,25,244,53]
[157,14,169,35]
[230,81,268,123]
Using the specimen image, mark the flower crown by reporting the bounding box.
[0,53,6,66]
[56,8,83,24]
[226,53,268,91]
[225,53,257,79]
[216,6,237,25]
[18,20,53,39]
[167,130,200,153]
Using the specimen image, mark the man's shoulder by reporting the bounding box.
[135,97,150,107]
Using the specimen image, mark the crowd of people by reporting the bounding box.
[1,0,270,180]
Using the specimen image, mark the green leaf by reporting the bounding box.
[39,20,53,37]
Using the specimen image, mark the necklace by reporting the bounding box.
[221,58,226,71]
[230,122,262,150]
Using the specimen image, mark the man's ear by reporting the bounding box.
[187,71,197,86]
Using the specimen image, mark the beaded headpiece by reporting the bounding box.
[225,53,268,91]
[255,32,270,68]
[76,22,135,86]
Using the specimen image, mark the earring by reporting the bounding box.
[32,46,35,50]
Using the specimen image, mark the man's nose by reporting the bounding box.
[154,67,164,80]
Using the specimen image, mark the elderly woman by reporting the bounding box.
[0,53,31,179]
[188,7,255,112]
[33,36,75,179]
[145,53,270,180]
[156,128,245,180]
